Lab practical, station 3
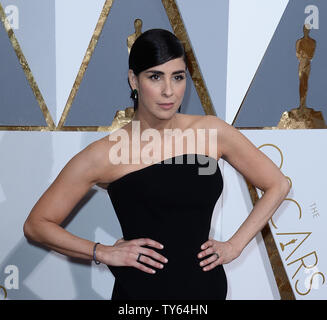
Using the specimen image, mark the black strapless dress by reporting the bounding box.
[106,153,227,300]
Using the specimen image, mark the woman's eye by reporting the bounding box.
[150,74,160,80]
[149,74,185,81]
[175,75,185,81]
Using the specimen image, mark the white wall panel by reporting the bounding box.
[226,0,288,124]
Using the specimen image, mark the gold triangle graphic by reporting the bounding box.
[231,29,276,130]
[57,0,115,131]
[0,0,215,131]
[162,0,215,116]
[0,3,55,131]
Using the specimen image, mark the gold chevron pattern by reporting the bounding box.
[0,0,213,132]
[0,3,55,131]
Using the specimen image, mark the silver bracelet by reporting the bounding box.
[93,242,101,265]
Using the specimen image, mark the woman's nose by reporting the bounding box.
[162,80,173,96]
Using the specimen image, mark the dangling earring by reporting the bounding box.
[132,89,138,100]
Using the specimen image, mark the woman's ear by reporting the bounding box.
[128,69,138,90]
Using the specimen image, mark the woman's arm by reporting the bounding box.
[202,116,290,261]
[23,139,111,261]
[23,137,169,273]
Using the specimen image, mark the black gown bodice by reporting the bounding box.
[106,153,227,300]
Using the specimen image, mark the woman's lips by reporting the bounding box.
[158,103,174,110]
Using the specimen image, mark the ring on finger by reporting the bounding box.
[137,253,143,262]
[213,253,219,260]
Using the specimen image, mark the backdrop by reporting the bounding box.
[0,0,326,300]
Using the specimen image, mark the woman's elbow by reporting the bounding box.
[280,175,291,197]
[23,219,32,240]
[23,218,38,242]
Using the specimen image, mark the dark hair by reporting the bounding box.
[129,28,187,111]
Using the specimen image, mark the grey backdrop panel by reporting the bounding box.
[65,0,204,127]
[0,0,56,126]
[0,131,116,300]
[234,0,327,128]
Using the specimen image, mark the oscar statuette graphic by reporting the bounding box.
[107,19,144,132]
[278,24,326,129]
[127,18,143,54]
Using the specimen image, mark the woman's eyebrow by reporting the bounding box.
[145,70,186,75]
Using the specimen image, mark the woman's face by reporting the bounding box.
[129,57,187,119]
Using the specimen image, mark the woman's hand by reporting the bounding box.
[197,238,241,271]
[97,238,168,274]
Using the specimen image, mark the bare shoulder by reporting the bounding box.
[59,136,111,187]
[177,113,227,130]
[174,114,228,159]
[24,137,114,225]
[196,114,238,134]
[79,135,118,186]
[194,114,226,129]
[190,114,246,159]
[196,116,289,192]
[175,113,210,130]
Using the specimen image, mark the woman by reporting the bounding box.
[24,29,290,300]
